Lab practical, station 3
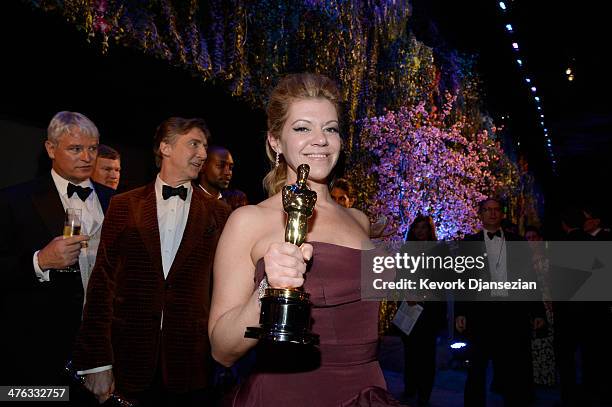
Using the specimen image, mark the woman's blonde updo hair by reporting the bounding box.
[263,73,341,196]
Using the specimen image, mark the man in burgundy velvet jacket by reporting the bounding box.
[73,117,231,406]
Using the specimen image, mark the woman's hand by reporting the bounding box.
[264,242,313,289]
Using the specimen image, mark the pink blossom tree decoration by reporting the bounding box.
[359,95,509,240]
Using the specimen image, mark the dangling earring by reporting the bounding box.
[275,151,280,167]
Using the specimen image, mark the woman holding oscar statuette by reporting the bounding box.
[208,73,401,407]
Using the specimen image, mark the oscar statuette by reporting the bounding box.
[245,164,319,345]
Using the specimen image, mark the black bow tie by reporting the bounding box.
[67,183,93,201]
[487,230,502,240]
[162,185,188,201]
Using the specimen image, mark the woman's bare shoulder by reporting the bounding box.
[256,193,282,210]
[226,197,279,223]
[346,207,370,232]
[222,198,282,241]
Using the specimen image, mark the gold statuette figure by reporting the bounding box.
[245,163,319,345]
[283,164,317,246]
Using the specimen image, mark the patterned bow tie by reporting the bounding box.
[487,230,502,240]
[162,185,188,201]
[67,183,93,201]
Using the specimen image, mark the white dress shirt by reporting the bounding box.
[483,228,508,297]
[156,175,192,278]
[589,227,602,237]
[33,169,104,292]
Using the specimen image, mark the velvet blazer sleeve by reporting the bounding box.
[73,193,128,370]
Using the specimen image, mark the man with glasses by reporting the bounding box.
[455,198,544,407]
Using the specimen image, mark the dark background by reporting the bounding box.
[410,0,612,227]
[2,0,610,227]
[0,1,268,201]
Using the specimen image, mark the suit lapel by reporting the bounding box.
[473,231,492,281]
[167,189,208,280]
[133,183,164,278]
[504,232,518,280]
[85,182,109,237]
[31,175,65,237]
[92,181,114,213]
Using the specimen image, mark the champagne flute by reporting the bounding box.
[64,208,82,238]
[63,208,82,272]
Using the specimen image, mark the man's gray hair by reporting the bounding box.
[47,111,99,143]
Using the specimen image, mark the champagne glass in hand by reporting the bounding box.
[63,208,83,271]
[64,208,82,237]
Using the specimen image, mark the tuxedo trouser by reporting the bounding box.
[122,344,214,407]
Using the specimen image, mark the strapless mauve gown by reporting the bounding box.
[229,241,401,407]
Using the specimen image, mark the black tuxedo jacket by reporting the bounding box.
[462,230,536,293]
[0,173,114,385]
[455,230,544,339]
[0,173,113,287]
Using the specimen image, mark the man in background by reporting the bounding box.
[92,144,121,190]
[456,197,544,407]
[198,145,248,210]
[582,206,611,240]
[330,178,355,208]
[0,111,114,386]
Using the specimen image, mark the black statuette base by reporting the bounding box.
[245,291,319,345]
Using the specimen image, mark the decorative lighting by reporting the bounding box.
[568,74,574,82]
[450,342,467,349]
[497,3,557,170]
[565,68,572,75]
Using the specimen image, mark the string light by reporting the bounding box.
[497,1,557,171]
[565,66,575,82]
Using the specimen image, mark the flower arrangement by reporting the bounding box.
[356,94,515,240]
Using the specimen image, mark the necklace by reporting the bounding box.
[198,184,222,199]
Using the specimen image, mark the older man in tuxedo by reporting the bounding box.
[73,117,231,406]
[0,111,114,386]
[455,198,545,407]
